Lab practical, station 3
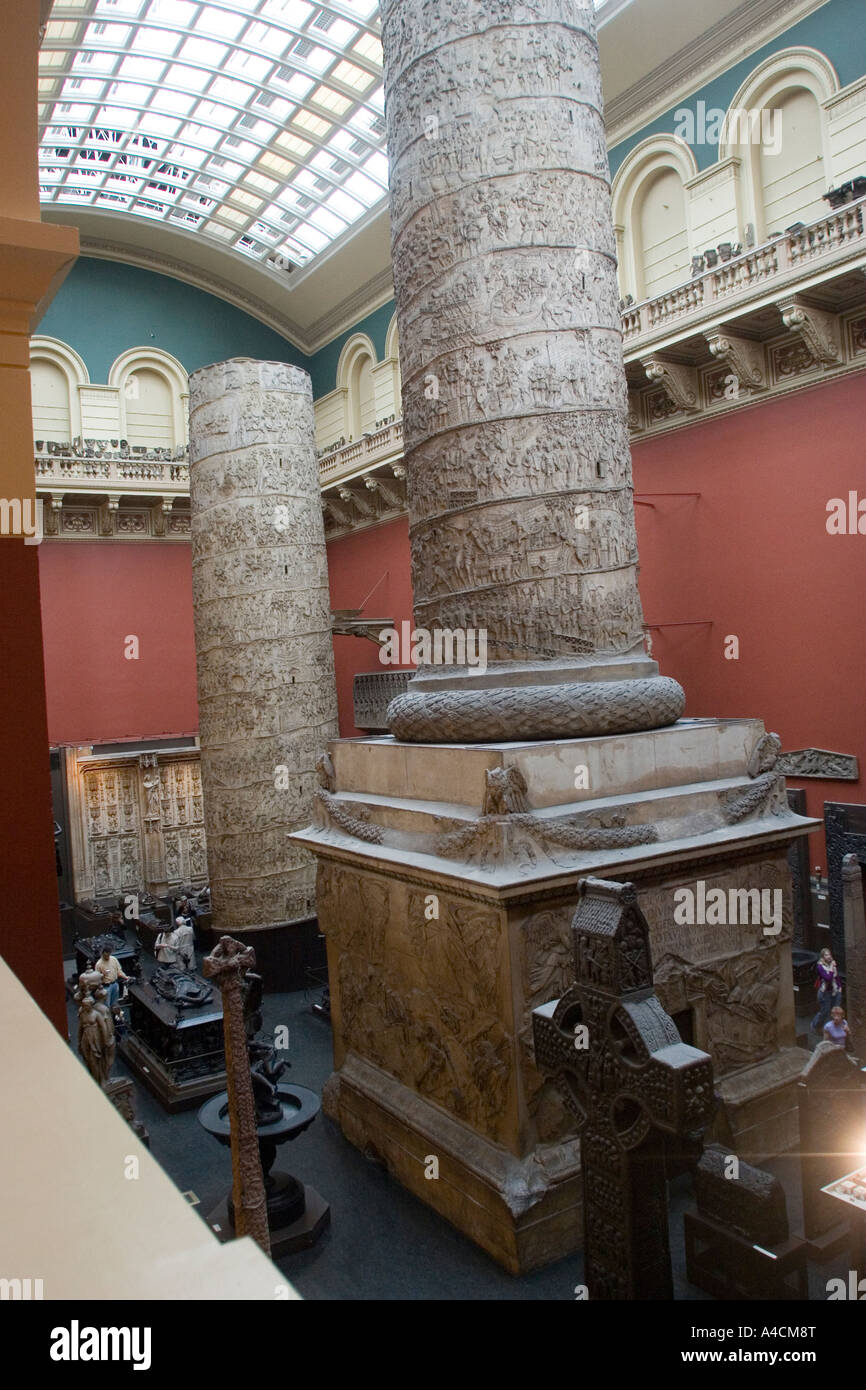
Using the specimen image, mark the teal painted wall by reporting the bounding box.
[38,257,307,384]
[609,0,865,174]
[306,299,396,399]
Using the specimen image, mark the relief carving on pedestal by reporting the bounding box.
[319,861,513,1142]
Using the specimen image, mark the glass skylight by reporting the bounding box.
[39,0,388,268]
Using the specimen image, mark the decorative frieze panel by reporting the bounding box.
[66,748,207,902]
[43,500,191,541]
[777,749,859,781]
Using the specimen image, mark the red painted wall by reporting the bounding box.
[326,515,414,736]
[633,372,866,870]
[38,541,199,745]
[0,542,65,1032]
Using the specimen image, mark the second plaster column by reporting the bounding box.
[188,358,338,934]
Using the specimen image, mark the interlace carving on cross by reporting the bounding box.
[533,879,714,1149]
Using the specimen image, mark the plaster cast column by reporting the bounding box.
[188,358,338,932]
[380,0,683,740]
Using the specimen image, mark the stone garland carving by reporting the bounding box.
[316,788,385,845]
[720,772,788,824]
[387,676,686,743]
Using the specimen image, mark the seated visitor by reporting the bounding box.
[811,947,842,1036]
[175,894,198,921]
[174,915,195,972]
[824,1005,851,1049]
[92,946,130,1015]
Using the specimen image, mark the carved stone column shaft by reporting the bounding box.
[188,358,339,930]
[382,0,643,664]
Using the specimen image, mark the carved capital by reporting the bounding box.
[704,331,766,391]
[778,297,841,367]
[641,358,700,413]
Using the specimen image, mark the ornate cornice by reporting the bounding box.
[605,0,831,150]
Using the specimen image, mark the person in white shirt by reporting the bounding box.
[155,923,180,966]
[93,947,130,1012]
[174,915,195,972]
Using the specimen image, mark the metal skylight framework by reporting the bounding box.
[39,0,387,268]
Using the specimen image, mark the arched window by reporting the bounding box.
[760,87,826,233]
[636,168,690,298]
[336,334,378,440]
[719,48,838,242]
[611,137,698,302]
[108,348,189,450]
[29,337,89,443]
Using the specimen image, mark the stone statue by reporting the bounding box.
[74,969,116,1087]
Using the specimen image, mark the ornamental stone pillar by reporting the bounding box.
[188,358,338,935]
[381,0,682,741]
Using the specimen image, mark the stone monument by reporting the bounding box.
[532,879,714,1298]
[294,0,817,1272]
[188,358,339,982]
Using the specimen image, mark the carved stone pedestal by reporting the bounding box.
[294,717,817,1273]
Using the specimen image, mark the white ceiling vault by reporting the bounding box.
[38,0,827,353]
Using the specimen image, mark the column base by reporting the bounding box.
[325,1054,581,1276]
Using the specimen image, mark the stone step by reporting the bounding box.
[332,716,768,810]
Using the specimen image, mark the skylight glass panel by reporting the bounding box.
[146,0,196,23]
[95,0,144,16]
[262,0,313,25]
[131,26,181,56]
[194,5,247,40]
[40,0,388,264]
[344,169,380,204]
[179,37,229,66]
[244,21,289,57]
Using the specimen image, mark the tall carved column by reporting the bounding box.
[381,0,682,741]
[294,0,817,1273]
[188,359,338,936]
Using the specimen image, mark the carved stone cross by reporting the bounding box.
[203,935,271,1257]
[532,878,714,1298]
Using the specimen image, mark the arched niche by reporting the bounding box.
[336,333,377,440]
[611,137,698,301]
[30,337,89,443]
[719,48,839,242]
[108,347,189,449]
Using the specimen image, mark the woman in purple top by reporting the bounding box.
[823,1005,850,1049]
[811,947,842,1035]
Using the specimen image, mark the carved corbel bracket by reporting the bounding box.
[705,330,767,391]
[365,475,404,510]
[338,484,376,517]
[322,494,355,529]
[98,494,122,536]
[641,357,700,413]
[43,491,64,536]
[778,296,842,367]
[151,497,173,537]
